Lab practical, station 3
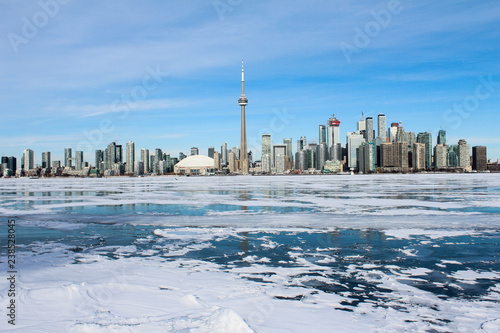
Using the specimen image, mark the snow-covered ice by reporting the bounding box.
[1,174,500,332]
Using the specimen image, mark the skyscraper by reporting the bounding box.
[359,141,376,174]
[458,139,470,170]
[105,142,117,171]
[7,157,16,173]
[228,151,236,173]
[417,132,432,169]
[365,117,374,142]
[126,141,135,174]
[214,151,221,170]
[262,153,271,173]
[472,146,487,171]
[134,161,144,176]
[317,143,328,171]
[434,144,448,169]
[141,148,149,173]
[221,143,228,166]
[232,146,240,160]
[64,148,72,168]
[297,136,307,153]
[283,138,293,168]
[327,115,341,161]
[272,144,287,168]
[412,143,426,171]
[389,123,399,142]
[115,145,123,163]
[154,148,163,174]
[191,147,199,156]
[208,147,215,159]
[75,151,84,170]
[42,152,51,169]
[319,125,326,145]
[346,132,364,171]
[262,134,271,158]
[23,149,34,171]
[95,150,103,171]
[239,60,249,174]
[437,130,446,145]
[377,114,386,140]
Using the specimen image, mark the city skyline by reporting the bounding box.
[1,1,500,162]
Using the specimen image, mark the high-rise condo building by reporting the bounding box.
[141,148,149,173]
[95,150,103,171]
[297,136,307,153]
[412,143,426,171]
[134,161,144,176]
[214,151,221,170]
[262,134,271,158]
[23,149,34,171]
[359,141,376,174]
[434,144,448,169]
[75,151,84,170]
[42,152,51,169]
[154,148,163,174]
[115,145,123,164]
[65,148,72,168]
[208,147,215,159]
[228,151,236,173]
[472,146,487,171]
[458,139,470,170]
[346,132,364,171]
[417,132,432,169]
[221,143,228,166]
[272,144,287,169]
[191,147,199,156]
[283,138,293,168]
[319,125,326,145]
[126,141,135,174]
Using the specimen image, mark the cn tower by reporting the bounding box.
[239,60,249,174]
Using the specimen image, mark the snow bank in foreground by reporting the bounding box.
[2,250,499,333]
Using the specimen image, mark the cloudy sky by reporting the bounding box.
[1,0,500,163]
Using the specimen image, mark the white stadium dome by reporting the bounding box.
[173,155,215,175]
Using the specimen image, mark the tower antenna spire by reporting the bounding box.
[238,60,249,174]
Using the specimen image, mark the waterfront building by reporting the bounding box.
[64,148,72,168]
[346,132,365,171]
[141,148,149,173]
[434,144,448,170]
[417,132,432,169]
[221,143,228,166]
[42,152,51,169]
[126,141,135,174]
[23,149,34,171]
[472,146,487,171]
[262,134,271,158]
[458,139,470,171]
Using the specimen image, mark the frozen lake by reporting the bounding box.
[1,174,499,332]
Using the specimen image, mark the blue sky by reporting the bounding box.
[1,0,500,164]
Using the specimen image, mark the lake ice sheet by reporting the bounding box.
[0,174,499,332]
